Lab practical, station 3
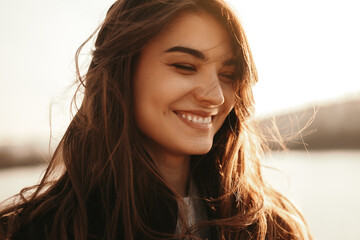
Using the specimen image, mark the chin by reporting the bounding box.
[186,142,213,156]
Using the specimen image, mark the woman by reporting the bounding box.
[0,0,313,239]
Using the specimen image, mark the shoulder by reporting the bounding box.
[11,221,48,240]
[264,197,313,240]
[0,208,54,240]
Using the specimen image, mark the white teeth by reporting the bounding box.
[177,113,212,124]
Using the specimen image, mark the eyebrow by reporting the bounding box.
[164,46,236,66]
[164,46,206,60]
[223,58,236,66]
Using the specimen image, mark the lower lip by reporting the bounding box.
[174,112,212,130]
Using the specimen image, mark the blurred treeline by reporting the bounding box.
[259,98,360,151]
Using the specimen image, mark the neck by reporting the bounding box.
[157,154,190,197]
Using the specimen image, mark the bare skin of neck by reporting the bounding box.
[157,154,190,197]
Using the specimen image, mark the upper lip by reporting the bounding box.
[174,110,217,117]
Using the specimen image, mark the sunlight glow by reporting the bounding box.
[228,0,360,116]
[0,0,359,144]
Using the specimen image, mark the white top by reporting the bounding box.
[175,180,210,239]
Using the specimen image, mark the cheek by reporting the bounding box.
[223,84,236,109]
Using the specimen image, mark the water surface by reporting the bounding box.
[1,151,359,240]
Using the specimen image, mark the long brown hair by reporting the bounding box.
[0,0,313,239]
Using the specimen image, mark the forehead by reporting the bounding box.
[154,11,234,60]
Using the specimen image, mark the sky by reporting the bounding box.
[0,0,359,146]
[230,0,360,114]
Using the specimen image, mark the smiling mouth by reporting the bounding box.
[175,111,212,124]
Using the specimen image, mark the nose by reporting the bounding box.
[193,74,225,107]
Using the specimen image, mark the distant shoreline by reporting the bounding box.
[1,99,359,169]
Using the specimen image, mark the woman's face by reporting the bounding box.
[133,12,236,160]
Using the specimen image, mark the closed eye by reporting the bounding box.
[219,72,236,82]
[171,63,196,73]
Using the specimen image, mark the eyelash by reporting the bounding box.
[219,73,236,81]
[172,63,196,72]
[171,63,236,81]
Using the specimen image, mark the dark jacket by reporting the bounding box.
[4,182,218,240]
